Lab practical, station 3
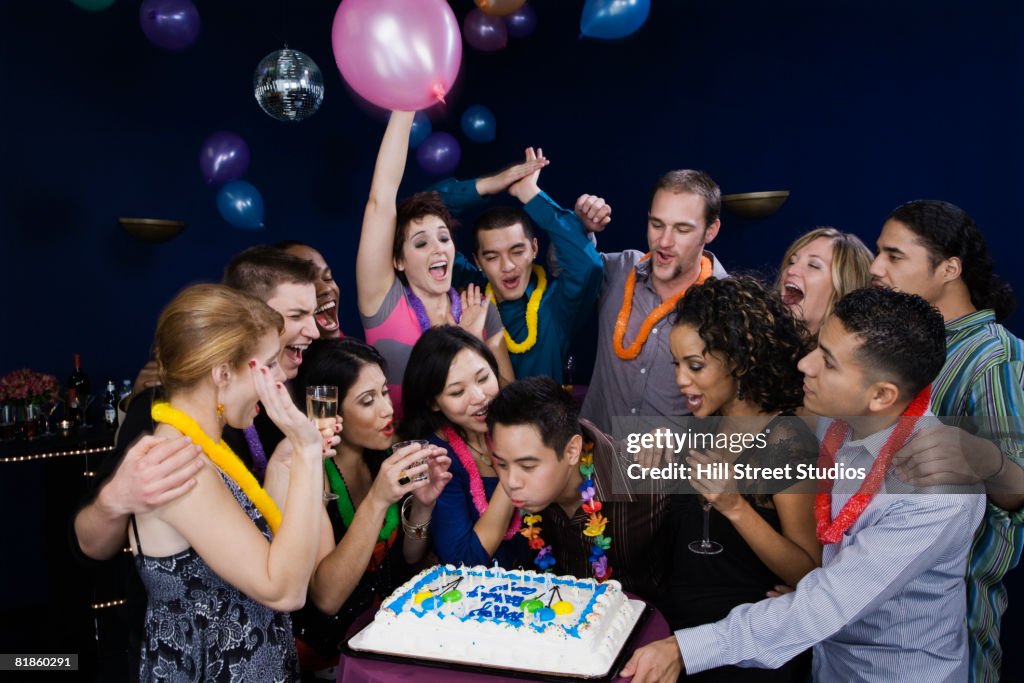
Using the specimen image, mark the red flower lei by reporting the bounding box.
[441,425,522,541]
[815,385,931,544]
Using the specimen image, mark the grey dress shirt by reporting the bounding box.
[581,249,728,433]
[676,416,986,682]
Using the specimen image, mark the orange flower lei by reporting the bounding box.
[612,254,713,360]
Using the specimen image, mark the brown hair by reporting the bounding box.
[774,227,874,324]
[154,284,284,395]
[222,245,319,302]
[394,192,455,280]
[649,169,721,228]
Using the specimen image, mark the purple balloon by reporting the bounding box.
[505,4,537,38]
[463,9,508,51]
[332,0,462,112]
[416,132,461,175]
[140,0,200,51]
[199,131,250,185]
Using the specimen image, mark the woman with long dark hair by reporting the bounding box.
[400,326,524,568]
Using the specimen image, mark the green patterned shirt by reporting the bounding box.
[931,309,1024,683]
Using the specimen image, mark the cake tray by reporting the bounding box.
[344,599,652,682]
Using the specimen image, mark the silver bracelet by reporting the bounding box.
[401,496,430,541]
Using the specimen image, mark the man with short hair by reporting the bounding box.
[621,288,985,683]
[469,150,603,381]
[872,199,1024,682]
[74,245,320,560]
[488,375,669,601]
[581,170,728,432]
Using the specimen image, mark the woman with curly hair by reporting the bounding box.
[661,276,820,682]
[776,227,873,336]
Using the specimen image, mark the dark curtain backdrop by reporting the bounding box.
[1,0,1022,676]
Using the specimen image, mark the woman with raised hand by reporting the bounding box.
[130,284,326,682]
[400,326,525,568]
[664,275,820,682]
[289,338,451,672]
[356,111,535,409]
[776,227,873,336]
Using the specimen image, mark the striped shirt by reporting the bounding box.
[676,419,986,681]
[931,308,1024,683]
[536,420,670,602]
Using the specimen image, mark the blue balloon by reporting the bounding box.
[416,132,462,175]
[461,105,496,143]
[409,112,433,149]
[580,0,650,40]
[505,4,537,39]
[216,180,264,230]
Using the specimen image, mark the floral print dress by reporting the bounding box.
[132,471,298,682]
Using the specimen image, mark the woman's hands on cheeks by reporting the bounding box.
[248,361,321,460]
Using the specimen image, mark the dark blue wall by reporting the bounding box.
[2,0,1022,384]
[2,0,1024,676]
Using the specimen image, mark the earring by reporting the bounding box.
[216,403,225,425]
[736,379,744,402]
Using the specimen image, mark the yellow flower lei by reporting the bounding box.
[486,264,547,354]
[151,402,282,534]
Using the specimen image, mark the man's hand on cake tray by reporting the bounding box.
[687,448,742,517]
[620,636,684,683]
[100,435,203,515]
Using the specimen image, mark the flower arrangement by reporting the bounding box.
[0,368,61,406]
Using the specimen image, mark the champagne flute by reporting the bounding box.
[306,385,339,502]
[689,496,723,555]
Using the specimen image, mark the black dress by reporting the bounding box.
[291,452,415,661]
[661,415,817,682]
[132,471,298,682]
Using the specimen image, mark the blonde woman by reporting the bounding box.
[776,227,873,335]
[130,284,325,682]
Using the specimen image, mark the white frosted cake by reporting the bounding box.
[347,564,644,678]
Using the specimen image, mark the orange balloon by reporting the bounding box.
[475,0,526,17]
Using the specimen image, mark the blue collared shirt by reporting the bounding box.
[676,417,986,682]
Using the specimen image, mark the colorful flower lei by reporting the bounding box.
[519,441,613,580]
[442,425,522,541]
[152,402,282,534]
[485,264,547,354]
[815,385,931,544]
[612,254,713,360]
[324,456,399,542]
[406,287,462,333]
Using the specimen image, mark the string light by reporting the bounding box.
[0,445,114,464]
[90,598,127,610]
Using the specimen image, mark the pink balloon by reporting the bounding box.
[332,0,462,112]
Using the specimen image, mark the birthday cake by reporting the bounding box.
[347,564,644,678]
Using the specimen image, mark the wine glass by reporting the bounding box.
[306,385,339,502]
[689,496,723,555]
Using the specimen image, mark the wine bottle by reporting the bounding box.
[68,353,91,425]
[103,380,118,430]
[66,388,82,427]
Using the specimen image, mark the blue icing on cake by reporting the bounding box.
[358,564,637,678]
[383,565,609,638]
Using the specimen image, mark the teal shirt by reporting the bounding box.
[931,309,1024,683]
[432,179,603,381]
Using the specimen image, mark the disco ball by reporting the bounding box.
[253,48,324,123]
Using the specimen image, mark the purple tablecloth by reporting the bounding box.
[337,598,670,683]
